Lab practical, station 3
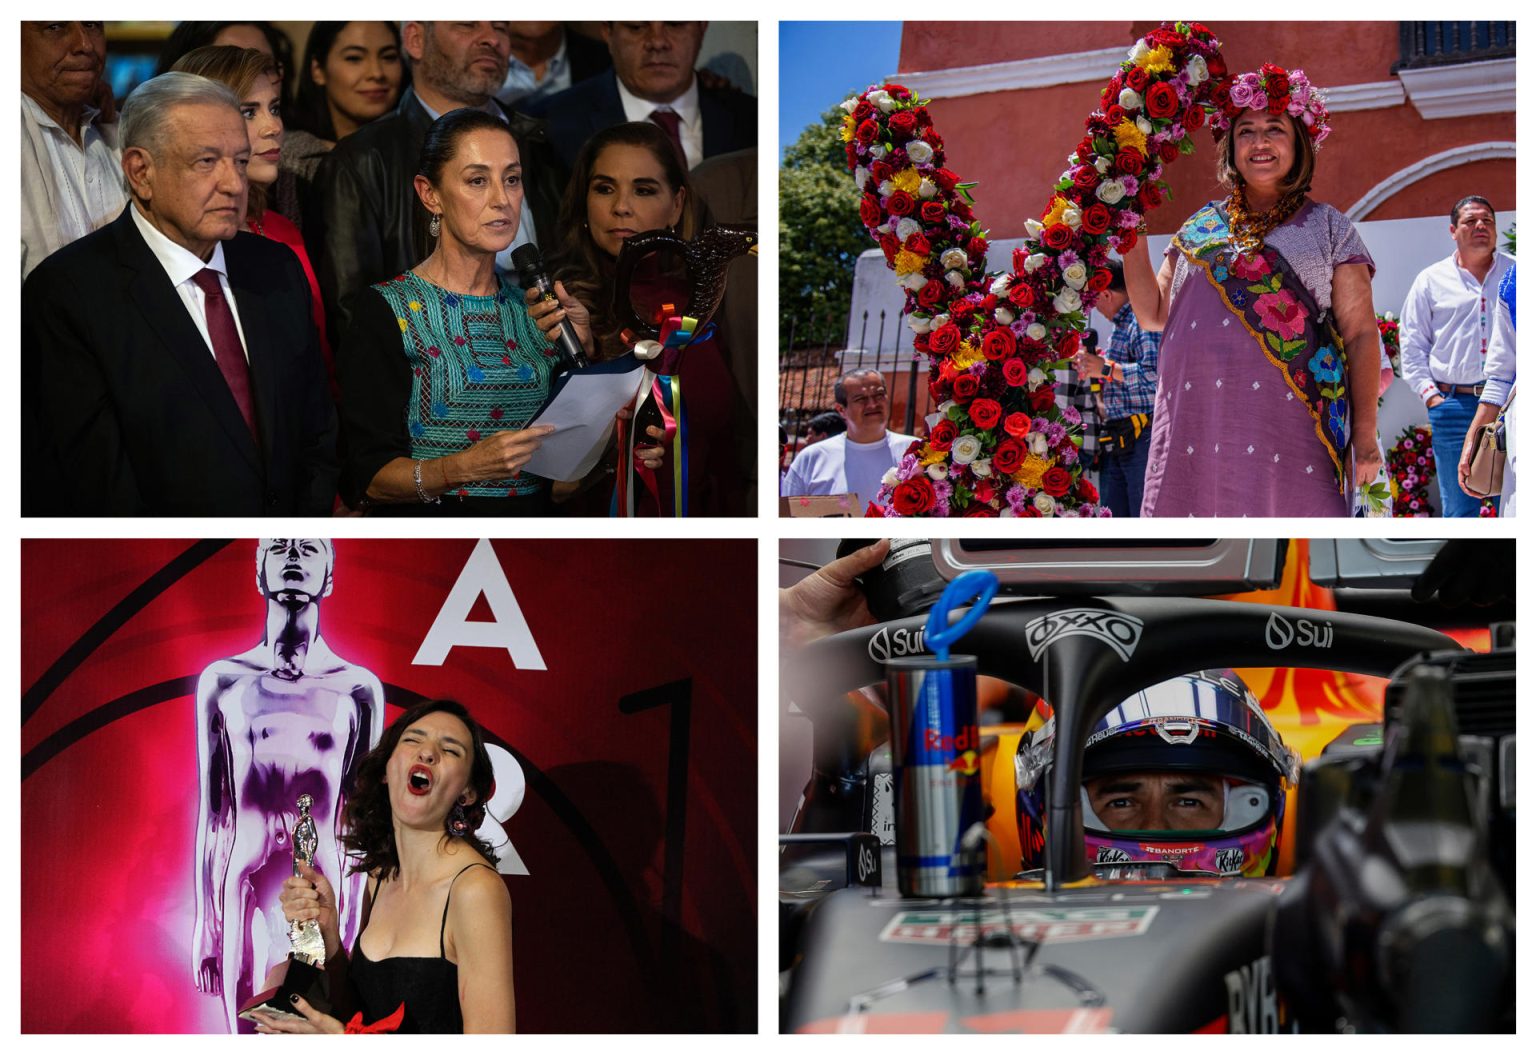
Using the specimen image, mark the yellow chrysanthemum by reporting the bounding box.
[1012,454,1052,491]
[1112,119,1146,155]
[840,114,856,143]
[1137,45,1175,74]
[951,341,984,369]
[894,250,926,276]
[891,168,922,194]
[1042,195,1073,228]
[918,445,947,467]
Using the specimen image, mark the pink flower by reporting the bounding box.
[1254,290,1306,340]
[1231,254,1271,280]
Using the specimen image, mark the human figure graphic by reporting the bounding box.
[192,539,384,1032]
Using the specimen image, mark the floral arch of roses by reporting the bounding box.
[842,20,1230,517]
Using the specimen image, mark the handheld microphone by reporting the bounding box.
[511,244,589,369]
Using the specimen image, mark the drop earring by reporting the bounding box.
[448,796,471,837]
[430,213,442,239]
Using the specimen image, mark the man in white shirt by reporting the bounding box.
[1399,195,1513,516]
[782,369,918,512]
[20,20,128,281]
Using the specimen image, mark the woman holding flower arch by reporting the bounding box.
[1124,64,1382,516]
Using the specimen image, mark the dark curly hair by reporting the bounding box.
[342,700,498,879]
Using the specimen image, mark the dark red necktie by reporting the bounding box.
[648,107,687,167]
[191,268,259,442]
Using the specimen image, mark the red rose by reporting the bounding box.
[969,236,989,257]
[920,201,946,223]
[1137,181,1163,210]
[1076,476,1099,502]
[910,106,931,128]
[887,189,915,217]
[1118,231,1139,253]
[879,235,899,263]
[1086,267,1112,293]
[980,293,998,312]
[969,398,1002,430]
[889,110,918,137]
[1267,93,1287,116]
[1114,147,1144,175]
[963,503,995,517]
[929,418,958,450]
[906,233,931,257]
[929,321,961,355]
[845,143,857,169]
[1185,106,1205,130]
[1004,412,1032,438]
[1008,283,1036,309]
[1042,466,1072,497]
[853,100,874,121]
[1029,386,1056,412]
[1043,223,1073,251]
[917,280,945,308]
[981,328,1016,360]
[1208,55,1228,78]
[991,439,1025,474]
[1071,165,1099,190]
[952,374,979,402]
[1058,331,1080,358]
[870,160,893,183]
[933,168,960,192]
[973,478,996,504]
[1105,104,1127,126]
[855,119,879,144]
[859,195,882,229]
[1125,66,1149,93]
[1078,136,1096,159]
[1158,140,1180,164]
[1002,358,1029,386]
[950,298,975,318]
[1211,80,1232,110]
[892,475,936,515]
[1081,203,1112,235]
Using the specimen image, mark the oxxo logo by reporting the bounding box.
[868,624,927,662]
[1024,609,1144,662]
[1264,612,1334,651]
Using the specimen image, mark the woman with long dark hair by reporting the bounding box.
[250,700,515,1033]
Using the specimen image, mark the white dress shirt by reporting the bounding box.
[129,203,250,362]
[617,76,703,169]
[20,93,128,279]
[1398,250,1514,403]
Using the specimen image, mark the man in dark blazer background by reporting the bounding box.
[22,72,336,517]
[526,21,756,170]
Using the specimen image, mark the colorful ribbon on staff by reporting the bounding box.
[615,312,715,517]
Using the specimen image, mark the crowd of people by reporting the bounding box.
[780,64,1515,518]
[21,20,757,517]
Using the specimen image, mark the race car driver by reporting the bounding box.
[1014,670,1299,877]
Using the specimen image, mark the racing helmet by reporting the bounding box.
[1014,670,1299,877]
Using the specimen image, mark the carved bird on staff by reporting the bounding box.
[613,223,758,340]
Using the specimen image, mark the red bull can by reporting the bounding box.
[886,655,985,897]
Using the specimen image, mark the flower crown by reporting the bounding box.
[1211,64,1330,147]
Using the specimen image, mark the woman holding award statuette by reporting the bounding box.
[1122,64,1382,517]
[249,701,514,1034]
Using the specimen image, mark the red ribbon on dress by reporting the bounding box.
[344,1003,406,1034]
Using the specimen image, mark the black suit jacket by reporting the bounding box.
[308,86,566,343]
[22,207,338,516]
[526,71,757,170]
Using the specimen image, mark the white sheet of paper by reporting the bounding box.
[523,356,649,481]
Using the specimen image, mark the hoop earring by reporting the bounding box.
[430,214,442,239]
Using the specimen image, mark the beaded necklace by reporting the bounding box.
[1226,184,1307,257]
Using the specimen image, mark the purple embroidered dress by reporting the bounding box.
[1141,199,1373,516]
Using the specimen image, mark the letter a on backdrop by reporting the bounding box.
[413,538,548,668]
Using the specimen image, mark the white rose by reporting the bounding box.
[895,217,922,241]
[855,167,871,190]
[1028,432,1050,456]
[1062,205,1082,229]
[940,248,969,270]
[1028,367,1048,387]
[901,272,928,291]
[1118,88,1142,111]
[1094,156,1111,174]
[878,179,894,196]
[932,313,951,329]
[1061,262,1088,290]
[1000,506,1017,518]
[1130,40,1150,63]
[1026,323,1048,342]
[1024,218,1045,239]
[990,275,1012,296]
[1187,55,1208,85]
[870,89,894,113]
[1033,492,1057,515]
[952,434,982,465]
[907,141,934,165]
[927,463,948,480]
[1096,179,1127,205]
[869,144,887,159]
[1024,252,1048,273]
[936,400,956,416]
[918,178,938,199]
[881,466,900,486]
[840,97,859,114]
[908,314,932,334]
[972,459,992,478]
[1053,287,1082,314]
[945,270,965,288]
[1136,115,1153,136]
[995,306,1016,325]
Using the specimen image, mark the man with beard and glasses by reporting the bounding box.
[308,20,564,341]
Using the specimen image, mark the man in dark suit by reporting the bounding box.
[22,72,336,517]
[308,20,565,343]
[525,21,756,171]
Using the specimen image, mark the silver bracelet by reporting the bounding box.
[413,459,441,504]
